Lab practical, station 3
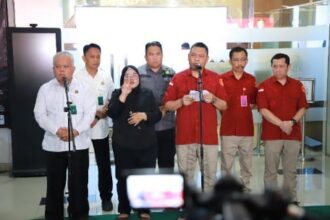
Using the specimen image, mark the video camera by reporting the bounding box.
[125,170,316,220]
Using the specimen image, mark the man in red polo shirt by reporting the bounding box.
[220,46,257,192]
[257,53,308,203]
[164,42,228,191]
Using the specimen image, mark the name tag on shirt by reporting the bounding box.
[240,95,248,107]
[70,104,77,115]
[98,96,104,105]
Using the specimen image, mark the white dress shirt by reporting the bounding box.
[34,77,97,152]
[75,67,114,140]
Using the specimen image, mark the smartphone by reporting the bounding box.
[126,173,184,209]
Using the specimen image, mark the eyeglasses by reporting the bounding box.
[124,73,139,79]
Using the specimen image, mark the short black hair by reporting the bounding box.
[83,43,101,55]
[190,42,209,55]
[145,41,163,54]
[271,53,290,65]
[229,46,248,59]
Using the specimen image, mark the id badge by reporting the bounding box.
[98,96,104,105]
[70,104,77,115]
[240,95,248,107]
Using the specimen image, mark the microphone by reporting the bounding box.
[63,77,69,92]
[195,64,202,79]
[195,64,202,71]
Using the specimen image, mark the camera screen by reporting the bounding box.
[126,174,184,209]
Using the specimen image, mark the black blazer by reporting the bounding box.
[108,87,162,149]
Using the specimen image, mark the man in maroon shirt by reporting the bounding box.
[164,42,228,191]
[220,47,257,192]
[257,53,308,203]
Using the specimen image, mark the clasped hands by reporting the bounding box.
[56,127,79,141]
[279,120,294,135]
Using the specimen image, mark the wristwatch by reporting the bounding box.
[211,97,217,104]
[291,118,297,125]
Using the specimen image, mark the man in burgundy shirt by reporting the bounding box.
[220,47,257,192]
[164,42,228,191]
[257,53,308,203]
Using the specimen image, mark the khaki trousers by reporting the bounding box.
[220,136,253,190]
[264,140,301,201]
[176,144,218,192]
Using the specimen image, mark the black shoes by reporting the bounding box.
[102,200,113,211]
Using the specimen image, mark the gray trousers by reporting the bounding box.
[264,140,301,201]
[220,136,253,190]
[176,144,218,192]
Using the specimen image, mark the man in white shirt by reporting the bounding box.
[34,51,96,220]
[75,43,114,211]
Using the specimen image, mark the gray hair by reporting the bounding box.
[53,51,75,66]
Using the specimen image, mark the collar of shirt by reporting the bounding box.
[270,75,293,85]
[228,70,247,80]
[145,64,165,75]
[51,77,78,89]
[79,67,104,80]
[185,68,210,78]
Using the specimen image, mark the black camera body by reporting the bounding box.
[184,176,311,220]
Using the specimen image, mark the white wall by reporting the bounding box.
[1,0,63,167]
[11,0,63,27]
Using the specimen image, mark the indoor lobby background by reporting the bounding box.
[0,0,330,219]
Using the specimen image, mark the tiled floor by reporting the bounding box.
[0,149,330,220]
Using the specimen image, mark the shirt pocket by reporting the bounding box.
[46,92,64,115]
[97,82,109,98]
[70,92,84,115]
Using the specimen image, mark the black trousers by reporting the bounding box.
[112,142,157,214]
[45,149,89,220]
[156,128,176,170]
[92,136,113,201]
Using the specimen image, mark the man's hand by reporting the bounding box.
[279,121,293,135]
[160,106,166,118]
[203,92,214,104]
[182,95,194,106]
[91,119,98,128]
[73,129,79,137]
[94,101,110,125]
[56,127,79,141]
[56,127,68,141]
[128,112,147,126]
[96,107,108,119]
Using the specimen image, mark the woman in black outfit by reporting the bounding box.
[108,65,162,220]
